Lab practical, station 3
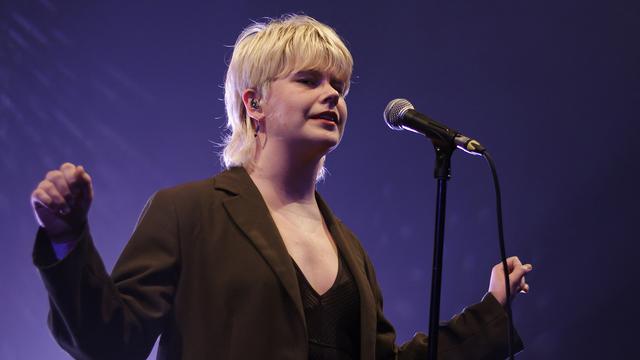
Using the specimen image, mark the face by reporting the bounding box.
[260,68,348,155]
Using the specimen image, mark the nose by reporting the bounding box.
[320,82,340,108]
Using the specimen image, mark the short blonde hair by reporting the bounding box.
[221,14,353,175]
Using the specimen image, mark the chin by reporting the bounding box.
[293,129,343,156]
[317,134,341,150]
[302,136,341,157]
[326,135,343,152]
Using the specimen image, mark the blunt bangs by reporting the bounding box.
[273,27,352,94]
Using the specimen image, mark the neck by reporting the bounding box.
[247,140,323,208]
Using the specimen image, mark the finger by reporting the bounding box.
[520,283,530,294]
[76,165,94,201]
[506,256,523,271]
[31,188,54,209]
[39,180,70,213]
[508,263,531,285]
[31,188,56,227]
[45,170,72,201]
[517,276,526,294]
[60,163,80,194]
[60,162,77,173]
[76,165,91,184]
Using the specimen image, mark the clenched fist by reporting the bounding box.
[31,162,93,241]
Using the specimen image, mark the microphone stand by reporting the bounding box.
[427,137,455,360]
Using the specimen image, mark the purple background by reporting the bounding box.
[2,0,639,358]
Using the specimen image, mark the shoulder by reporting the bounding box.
[153,167,249,204]
[156,177,216,201]
[141,168,251,219]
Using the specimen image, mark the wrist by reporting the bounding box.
[45,221,86,244]
[49,232,81,244]
[45,222,86,260]
[51,240,79,260]
[488,290,507,307]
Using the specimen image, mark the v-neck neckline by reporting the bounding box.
[291,254,342,298]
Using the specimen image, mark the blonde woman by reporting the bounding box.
[31,15,532,359]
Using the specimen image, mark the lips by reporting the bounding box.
[309,111,339,124]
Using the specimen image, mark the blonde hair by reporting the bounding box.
[221,14,353,177]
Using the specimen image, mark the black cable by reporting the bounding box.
[482,151,515,360]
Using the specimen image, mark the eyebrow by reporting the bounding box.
[292,69,322,77]
[293,69,346,85]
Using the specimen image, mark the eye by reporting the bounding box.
[296,77,317,86]
[332,81,346,95]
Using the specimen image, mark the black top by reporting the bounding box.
[292,255,361,360]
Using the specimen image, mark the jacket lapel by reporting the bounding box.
[316,194,377,360]
[214,168,306,327]
[215,167,377,359]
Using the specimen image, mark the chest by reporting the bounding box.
[271,212,339,295]
[172,195,379,359]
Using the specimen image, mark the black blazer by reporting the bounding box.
[34,167,522,359]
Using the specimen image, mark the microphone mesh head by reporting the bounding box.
[383,98,414,130]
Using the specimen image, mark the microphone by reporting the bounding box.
[384,98,486,155]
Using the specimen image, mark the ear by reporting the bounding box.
[242,89,264,122]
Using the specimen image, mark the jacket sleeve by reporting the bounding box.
[33,190,180,360]
[361,251,525,360]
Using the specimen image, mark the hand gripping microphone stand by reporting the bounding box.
[384,99,511,360]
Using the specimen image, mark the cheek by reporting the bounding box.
[264,99,292,129]
[339,100,348,127]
